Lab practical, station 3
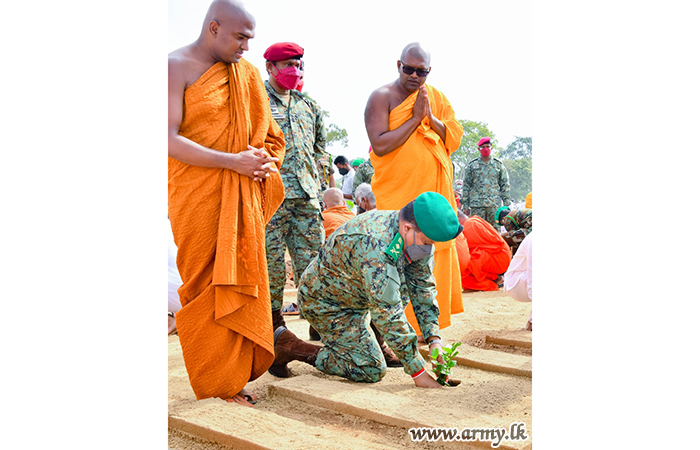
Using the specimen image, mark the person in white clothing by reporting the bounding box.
[503,231,532,330]
[333,155,355,200]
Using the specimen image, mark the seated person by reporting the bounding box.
[504,232,533,330]
[496,206,532,255]
[268,192,463,388]
[321,188,356,239]
[458,209,512,291]
[354,182,376,215]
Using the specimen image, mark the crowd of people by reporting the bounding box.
[168,0,532,407]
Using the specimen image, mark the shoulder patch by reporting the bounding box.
[384,233,404,263]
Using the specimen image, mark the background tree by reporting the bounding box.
[498,136,532,202]
[502,157,532,202]
[500,136,531,159]
[451,119,500,180]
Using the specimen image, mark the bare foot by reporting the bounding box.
[225,394,255,408]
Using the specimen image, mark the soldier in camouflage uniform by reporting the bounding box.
[461,137,510,229]
[263,42,330,330]
[352,158,374,197]
[496,206,532,255]
[268,192,463,388]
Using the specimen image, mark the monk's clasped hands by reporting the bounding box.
[235,145,279,181]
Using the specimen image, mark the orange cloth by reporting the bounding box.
[370,85,464,331]
[525,191,532,209]
[321,205,355,238]
[460,215,512,291]
[168,60,286,400]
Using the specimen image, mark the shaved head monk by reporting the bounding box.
[168,0,286,407]
[364,42,464,336]
[321,188,355,239]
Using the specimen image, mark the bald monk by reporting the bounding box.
[321,188,355,239]
[168,0,286,406]
[364,42,464,334]
[457,209,512,291]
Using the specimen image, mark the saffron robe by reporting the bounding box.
[321,204,356,239]
[370,85,464,331]
[461,216,512,291]
[168,60,286,400]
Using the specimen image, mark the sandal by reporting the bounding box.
[239,388,258,404]
[281,303,300,315]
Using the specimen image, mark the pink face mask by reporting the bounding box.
[295,79,304,92]
[480,147,491,157]
[274,66,302,90]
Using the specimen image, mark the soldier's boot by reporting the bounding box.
[272,309,286,331]
[308,324,321,341]
[371,321,403,368]
[269,326,322,378]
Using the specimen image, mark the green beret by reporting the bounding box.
[351,158,364,167]
[495,206,511,224]
[413,192,462,242]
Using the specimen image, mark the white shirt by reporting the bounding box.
[504,232,532,301]
[340,168,355,196]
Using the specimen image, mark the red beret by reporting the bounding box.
[478,137,491,147]
[264,42,304,61]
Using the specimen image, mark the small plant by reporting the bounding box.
[430,342,461,386]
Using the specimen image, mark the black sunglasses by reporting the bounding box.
[400,62,430,77]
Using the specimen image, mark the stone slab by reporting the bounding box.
[419,345,532,378]
[270,374,531,450]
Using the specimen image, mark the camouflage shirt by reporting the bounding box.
[503,208,532,239]
[462,156,511,208]
[351,159,374,196]
[265,82,329,199]
[298,210,440,376]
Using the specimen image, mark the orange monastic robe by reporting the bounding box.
[461,215,512,291]
[321,205,356,239]
[370,85,464,331]
[168,60,286,400]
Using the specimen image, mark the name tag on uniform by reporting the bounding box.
[269,99,284,120]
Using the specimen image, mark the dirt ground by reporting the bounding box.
[169,283,532,450]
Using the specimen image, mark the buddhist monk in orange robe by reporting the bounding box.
[168,0,285,405]
[321,188,356,238]
[456,210,512,291]
[365,42,464,333]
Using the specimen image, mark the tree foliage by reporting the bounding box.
[502,157,532,202]
[500,136,532,160]
[326,123,349,148]
[451,120,500,180]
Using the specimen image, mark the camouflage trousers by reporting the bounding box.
[266,198,324,310]
[470,206,500,230]
[299,298,386,383]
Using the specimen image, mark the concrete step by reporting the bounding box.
[269,374,532,450]
[418,344,532,378]
[169,399,399,450]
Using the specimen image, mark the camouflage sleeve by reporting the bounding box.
[403,256,441,341]
[351,165,366,196]
[357,237,426,375]
[313,101,327,160]
[500,162,511,206]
